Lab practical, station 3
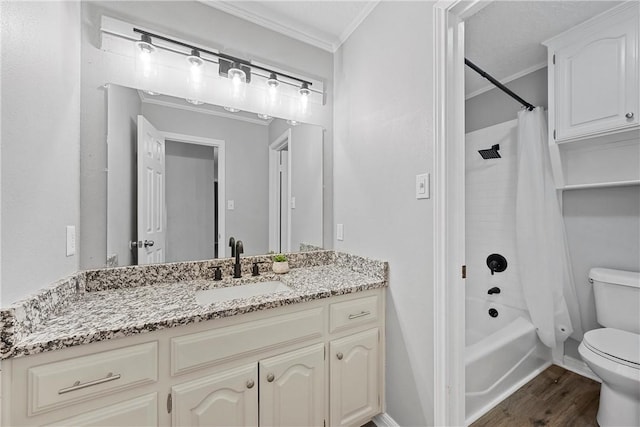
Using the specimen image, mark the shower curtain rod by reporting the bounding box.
[465,58,535,111]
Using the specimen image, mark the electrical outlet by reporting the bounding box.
[66,226,76,256]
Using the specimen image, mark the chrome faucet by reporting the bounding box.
[233,240,244,278]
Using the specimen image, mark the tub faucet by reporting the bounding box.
[488,287,501,295]
[233,240,244,278]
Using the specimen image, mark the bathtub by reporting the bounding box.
[465,296,551,425]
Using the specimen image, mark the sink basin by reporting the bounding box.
[195,281,290,306]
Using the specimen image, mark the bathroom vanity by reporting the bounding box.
[0,251,387,426]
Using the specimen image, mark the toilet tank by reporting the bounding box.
[590,268,640,334]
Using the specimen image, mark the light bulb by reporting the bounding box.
[135,34,155,57]
[286,120,299,126]
[267,73,279,89]
[186,49,204,68]
[224,106,241,113]
[228,62,246,85]
[299,82,311,97]
[258,113,272,120]
[144,90,159,96]
[186,99,204,105]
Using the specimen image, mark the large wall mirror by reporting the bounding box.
[106,84,323,267]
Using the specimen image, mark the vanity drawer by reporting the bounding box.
[28,341,158,415]
[330,295,379,333]
[171,307,324,375]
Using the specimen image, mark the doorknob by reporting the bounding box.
[144,240,155,248]
[129,240,142,250]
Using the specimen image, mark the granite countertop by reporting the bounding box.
[1,251,388,359]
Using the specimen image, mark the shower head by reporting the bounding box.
[478,144,501,159]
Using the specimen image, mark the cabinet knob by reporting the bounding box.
[266,373,275,382]
[246,379,254,389]
[336,352,344,360]
[626,112,635,119]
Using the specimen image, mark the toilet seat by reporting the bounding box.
[583,328,640,370]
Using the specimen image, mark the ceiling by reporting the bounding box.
[465,1,621,97]
[200,1,379,52]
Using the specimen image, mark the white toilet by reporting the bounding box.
[579,268,640,427]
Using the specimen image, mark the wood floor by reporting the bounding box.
[472,365,601,427]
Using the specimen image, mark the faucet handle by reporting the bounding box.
[252,261,266,276]
[210,266,222,281]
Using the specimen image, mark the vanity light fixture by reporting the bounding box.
[224,106,241,113]
[186,99,204,105]
[267,73,279,89]
[129,28,316,101]
[258,113,272,120]
[135,34,155,55]
[186,49,204,68]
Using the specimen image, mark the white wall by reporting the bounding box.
[333,2,435,425]
[106,85,141,267]
[80,1,334,268]
[165,142,216,262]
[1,1,81,305]
[142,104,269,257]
[563,186,640,333]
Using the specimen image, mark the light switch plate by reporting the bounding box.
[227,200,235,210]
[336,224,344,241]
[416,173,430,199]
[66,226,76,256]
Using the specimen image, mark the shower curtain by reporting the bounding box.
[515,108,583,348]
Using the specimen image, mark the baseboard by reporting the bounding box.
[373,412,400,427]
[557,356,601,383]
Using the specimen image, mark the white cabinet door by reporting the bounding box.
[329,329,380,427]
[259,343,325,427]
[171,363,258,427]
[553,7,639,141]
[45,393,157,426]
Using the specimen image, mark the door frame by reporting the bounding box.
[432,1,491,425]
[161,131,226,258]
[268,129,292,253]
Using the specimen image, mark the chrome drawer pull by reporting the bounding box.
[58,372,121,394]
[348,310,371,320]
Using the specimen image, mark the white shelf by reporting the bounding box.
[561,180,640,191]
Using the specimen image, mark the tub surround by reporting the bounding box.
[0,251,387,360]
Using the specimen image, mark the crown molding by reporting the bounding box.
[199,0,338,52]
[336,1,380,49]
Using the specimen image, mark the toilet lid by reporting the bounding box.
[583,328,640,368]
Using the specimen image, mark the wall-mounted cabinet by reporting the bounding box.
[543,1,640,189]
[544,1,639,143]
